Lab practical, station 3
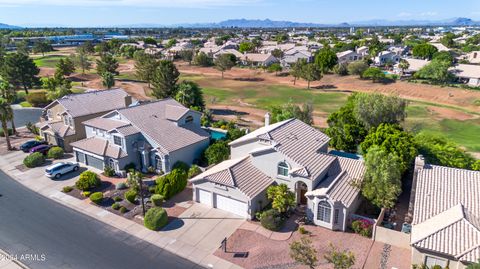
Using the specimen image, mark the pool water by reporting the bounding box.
[210,130,228,140]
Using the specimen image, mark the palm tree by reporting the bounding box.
[0,81,16,134]
[175,86,195,107]
[0,98,14,150]
[398,59,410,77]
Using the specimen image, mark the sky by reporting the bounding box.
[0,0,479,27]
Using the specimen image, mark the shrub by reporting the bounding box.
[144,207,168,231]
[104,166,115,177]
[188,165,202,178]
[119,206,127,213]
[125,189,137,204]
[0,128,13,137]
[26,91,48,107]
[259,209,284,231]
[298,226,309,235]
[123,162,136,171]
[115,182,128,190]
[155,168,188,199]
[113,196,122,202]
[111,202,120,210]
[351,219,373,237]
[89,192,103,204]
[148,186,156,193]
[147,166,156,174]
[23,152,46,168]
[62,186,73,193]
[26,122,40,135]
[172,161,189,172]
[75,171,101,191]
[82,191,91,197]
[151,194,164,207]
[47,146,64,159]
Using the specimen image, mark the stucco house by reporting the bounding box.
[374,51,401,66]
[410,156,480,269]
[240,53,278,67]
[449,64,480,86]
[71,99,210,174]
[37,89,132,152]
[336,50,362,64]
[191,116,365,231]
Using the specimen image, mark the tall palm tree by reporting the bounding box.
[0,81,17,134]
[0,98,13,150]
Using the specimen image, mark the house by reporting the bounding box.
[191,116,366,231]
[71,99,210,174]
[240,53,278,67]
[430,42,450,52]
[393,58,430,75]
[281,49,312,68]
[462,51,480,64]
[37,89,132,152]
[213,49,244,59]
[374,51,401,66]
[336,50,362,64]
[356,46,369,57]
[449,64,480,86]
[410,156,480,268]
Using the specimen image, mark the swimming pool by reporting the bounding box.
[209,129,228,140]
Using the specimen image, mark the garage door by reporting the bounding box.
[197,189,212,206]
[76,151,85,164]
[215,194,248,218]
[85,155,104,170]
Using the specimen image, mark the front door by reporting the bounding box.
[300,188,307,205]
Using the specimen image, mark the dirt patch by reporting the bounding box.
[427,106,477,121]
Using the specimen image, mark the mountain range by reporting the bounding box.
[0,23,21,29]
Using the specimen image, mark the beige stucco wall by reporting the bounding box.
[412,248,467,269]
[374,227,411,249]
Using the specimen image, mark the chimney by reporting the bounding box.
[414,155,425,172]
[264,112,271,127]
[124,95,133,107]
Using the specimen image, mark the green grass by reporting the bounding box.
[19,101,32,107]
[33,55,67,68]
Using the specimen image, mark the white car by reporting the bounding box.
[45,162,80,179]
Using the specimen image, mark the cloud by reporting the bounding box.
[0,0,263,7]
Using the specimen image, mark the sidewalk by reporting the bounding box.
[0,249,27,269]
[0,150,243,269]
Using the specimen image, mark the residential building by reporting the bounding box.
[191,116,365,231]
[450,64,480,86]
[38,89,132,152]
[393,58,430,75]
[462,51,480,64]
[336,50,362,64]
[71,99,210,175]
[240,53,277,66]
[374,51,401,66]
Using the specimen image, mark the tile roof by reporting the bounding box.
[40,121,75,138]
[82,117,130,131]
[191,156,274,199]
[412,164,480,262]
[71,136,127,159]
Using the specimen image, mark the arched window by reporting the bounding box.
[317,201,332,223]
[277,162,289,177]
[185,115,194,124]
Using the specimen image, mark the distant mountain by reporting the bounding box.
[0,23,21,29]
[349,17,479,27]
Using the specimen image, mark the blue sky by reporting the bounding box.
[0,0,479,27]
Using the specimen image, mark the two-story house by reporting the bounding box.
[71,99,210,174]
[191,115,365,231]
[37,89,132,152]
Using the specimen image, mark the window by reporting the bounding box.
[63,116,68,125]
[334,209,340,224]
[113,136,122,146]
[185,115,194,124]
[317,201,331,223]
[277,162,289,177]
[425,256,448,268]
[47,110,53,120]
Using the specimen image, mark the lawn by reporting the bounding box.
[33,55,67,68]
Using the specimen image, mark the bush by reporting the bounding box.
[155,168,188,199]
[125,189,137,204]
[113,196,122,202]
[23,152,46,168]
[62,186,73,193]
[298,226,309,235]
[151,194,164,207]
[26,91,48,107]
[144,207,168,231]
[104,166,115,177]
[333,63,348,76]
[119,206,127,213]
[75,171,100,191]
[0,128,13,137]
[148,186,156,193]
[89,192,103,204]
[204,140,230,165]
[82,191,91,197]
[123,162,136,171]
[47,146,64,159]
[351,219,373,237]
[259,209,284,231]
[188,165,202,178]
[172,161,189,172]
[111,203,120,210]
[116,182,128,190]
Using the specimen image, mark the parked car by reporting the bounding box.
[45,162,80,179]
[29,144,51,155]
[20,140,47,153]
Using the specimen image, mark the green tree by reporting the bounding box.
[72,50,92,74]
[275,33,289,43]
[0,98,13,150]
[151,60,180,99]
[77,41,95,54]
[347,61,369,77]
[412,43,438,60]
[269,101,313,125]
[102,72,115,89]
[214,53,236,79]
[271,48,284,59]
[267,184,296,213]
[473,161,480,171]
[179,49,195,64]
[32,40,53,56]
[362,67,385,82]
[15,41,30,55]
[414,59,453,83]
[164,39,177,49]
[268,63,282,75]
[290,58,307,85]
[238,42,255,53]
[175,81,205,111]
[204,140,230,165]
[0,53,40,94]
[440,32,457,48]
[193,52,213,67]
[398,59,410,76]
[301,63,322,89]
[352,93,407,130]
[43,75,72,101]
[362,146,402,209]
[432,51,454,64]
[467,260,480,269]
[314,47,338,73]
[96,53,119,76]
[324,243,356,269]
[55,58,75,77]
[289,236,318,269]
[134,51,159,87]
[0,81,17,134]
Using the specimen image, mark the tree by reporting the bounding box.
[32,40,53,56]
[96,53,119,76]
[43,75,72,101]
[0,81,17,134]
[55,58,75,77]
[362,67,385,82]
[360,124,417,173]
[473,161,480,171]
[289,236,317,269]
[268,63,282,75]
[362,146,402,209]
[102,72,115,89]
[151,60,180,99]
[271,48,284,59]
[414,59,453,83]
[301,63,322,89]
[134,51,159,87]
[440,32,456,48]
[15,41,30,55]
[193,52,213,67]
[238,42,255,53]
[266,184,295,213]
[204,140,230,165]
[333,63,348,76]
[314,47,338,73]
[326,94,367,153]
[269,101,313,125]
[398,59,410,76]
[178,49,194,64]
[412,43,438,60]
[72,51,92,74]
[324,243,356,269]
[214,53,236,79]
[0,53,40,94]
[347,61,369,77]
[0,98,13,150]
[164,39,177,49]
[467,260,480,269]
[275,33,289,43]
[432,51,454,64]
[175,81,205,111]
[77,41,95,54]
[290,58,307,85]
[353,93,407,130]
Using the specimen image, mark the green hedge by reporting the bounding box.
[47,146,64,159]
[75,171,100,191]
[89,192,103,204]
[144,207,168,231]
[23,152,46,168]
[155,168,187,199]
[259,209,284,231]
[124,189,137,204]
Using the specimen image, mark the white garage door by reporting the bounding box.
[197,189,212,206]
[215,194,248,218]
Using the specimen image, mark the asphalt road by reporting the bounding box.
[0,170,201,269]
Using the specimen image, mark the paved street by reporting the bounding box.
[0,170,201,269]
